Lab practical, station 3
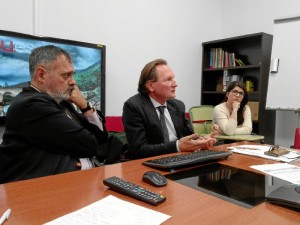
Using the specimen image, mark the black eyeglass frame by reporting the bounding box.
[230,90,245,96]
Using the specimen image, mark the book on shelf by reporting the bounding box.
[229,53,236,67]
[209,48,214,68]
[209,48,239,68]
[235,58,246,66]
[224,51,230,67]
[215,48,224,68]
[209,48,225,68]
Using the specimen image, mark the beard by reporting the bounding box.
[46,87,71,103]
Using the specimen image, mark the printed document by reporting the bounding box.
[44,195,171,225]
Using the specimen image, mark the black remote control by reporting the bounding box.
[103,176,166,206]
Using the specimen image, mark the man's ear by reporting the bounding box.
[35,66,47,83]
[146,80,154,92]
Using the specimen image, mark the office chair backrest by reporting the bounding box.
[189,105,214,135]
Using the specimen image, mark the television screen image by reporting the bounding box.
[0,30,106,123]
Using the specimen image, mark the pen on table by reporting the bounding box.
[0,209,11,225]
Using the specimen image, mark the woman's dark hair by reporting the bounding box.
[138,59,167,95]
[224,81,248,125]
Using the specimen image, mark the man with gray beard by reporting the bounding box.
[0,45,108,183]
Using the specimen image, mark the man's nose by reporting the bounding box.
[69,76,76,85]
[173,80,178,87]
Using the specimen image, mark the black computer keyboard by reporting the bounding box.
[143,150,232,169]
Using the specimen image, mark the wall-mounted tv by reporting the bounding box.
[0,30,106,125]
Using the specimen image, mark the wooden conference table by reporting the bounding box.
[0,142,300,225]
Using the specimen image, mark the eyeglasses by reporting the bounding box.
[230,90,245,96]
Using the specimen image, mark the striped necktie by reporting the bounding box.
[157,106,169,143]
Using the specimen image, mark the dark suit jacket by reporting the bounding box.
[0,86,108,183]
[122,93,193,159]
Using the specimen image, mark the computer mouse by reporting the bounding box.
[142,171,167,187]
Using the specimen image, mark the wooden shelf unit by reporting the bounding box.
[201,32,276,144]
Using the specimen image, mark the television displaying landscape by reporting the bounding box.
[0,30,106,120]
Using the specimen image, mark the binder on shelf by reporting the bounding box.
[245,79,254,92]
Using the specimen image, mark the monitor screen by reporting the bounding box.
[0,30,106,125]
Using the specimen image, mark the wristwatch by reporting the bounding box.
[80,102,93,113]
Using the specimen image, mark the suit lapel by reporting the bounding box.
[141,95,160,124]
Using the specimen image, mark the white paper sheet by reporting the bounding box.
[251,163,300,184]
[228,145,300,163]
[44,195,171,225]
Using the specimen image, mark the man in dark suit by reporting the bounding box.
[0,45,108,183]
[123,59,216,159]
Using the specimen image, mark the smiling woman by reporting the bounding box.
[212,81,252,136]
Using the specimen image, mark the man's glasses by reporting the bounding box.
[230,90,245,96]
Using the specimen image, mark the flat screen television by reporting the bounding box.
[0,29,106,125]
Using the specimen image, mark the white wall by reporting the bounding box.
[0,0,34,33]
[1,0,300,147]
[34,0,222,117]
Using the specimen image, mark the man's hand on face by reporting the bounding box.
[68,85,87,109]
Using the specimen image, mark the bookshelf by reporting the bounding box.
[201,33,276,144]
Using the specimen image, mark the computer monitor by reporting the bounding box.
[0,29,106,125]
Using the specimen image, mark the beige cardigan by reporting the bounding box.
[212,102,252,135]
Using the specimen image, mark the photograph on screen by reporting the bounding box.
[0,30,105,117]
